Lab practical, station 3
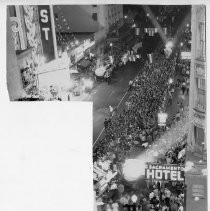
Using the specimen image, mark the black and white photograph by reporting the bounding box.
[3,2,208,211]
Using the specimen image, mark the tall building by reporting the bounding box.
[187,5,206,159]
[53,5,123,67]
[185,5,207,211]
[7,5,45,100]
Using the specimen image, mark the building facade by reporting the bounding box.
[185,5,207,211]
[7,5,45,100]
[187,5,206,157]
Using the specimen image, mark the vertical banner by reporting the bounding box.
[148,53,153,64]
[163,27,167,35]
[135,28,140,36]
[38,5,55,63]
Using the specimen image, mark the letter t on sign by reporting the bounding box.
[42,28,50,40]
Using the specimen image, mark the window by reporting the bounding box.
[92,5,97,7]
[197,92,205,106]
[92,13,97,21]
[54,13,59,20]
[197,78,205,90]
[198,22,205,58]
[9,6,16,17]
[194,126,204,145]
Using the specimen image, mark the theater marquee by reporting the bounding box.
[38,5,56,63]
[145,163,185,181]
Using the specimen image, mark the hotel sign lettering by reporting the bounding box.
[38,5,55,63]
[145,163,184,181]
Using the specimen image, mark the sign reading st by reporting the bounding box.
[38,6,55,63]
[145,163,185,182]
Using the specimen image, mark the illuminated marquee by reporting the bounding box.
[38,5,55,63]
[145,163,185,181]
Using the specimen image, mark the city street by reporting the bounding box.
[6,4,207,211]
[82,60,145,142]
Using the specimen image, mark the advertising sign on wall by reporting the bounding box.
[38,5,55,63]
[181,52,191,60]
[145,163,185,181]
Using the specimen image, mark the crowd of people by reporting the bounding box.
[94,43,189,210]
[94,51,177,162]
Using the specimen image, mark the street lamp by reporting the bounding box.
[186,23,189,27]
[147,13,149,17]
[110,43,113,47]
[75,40,79,45]
[124,15,127,19]
[180,42,183,47]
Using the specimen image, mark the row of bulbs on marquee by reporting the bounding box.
[54,5,80,49]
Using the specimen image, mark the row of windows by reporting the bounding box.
[196,77,205,108]
[197,78,205,90]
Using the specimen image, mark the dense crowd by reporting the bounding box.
[94,52,177,163]
[94,44,189,210]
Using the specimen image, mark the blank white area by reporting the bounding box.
[0,102,93,211]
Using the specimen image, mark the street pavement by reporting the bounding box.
[73,59,145,143]
[71,58,189,146]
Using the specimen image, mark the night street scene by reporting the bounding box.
[7,4,207,211]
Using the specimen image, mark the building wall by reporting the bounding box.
[7,7,25,100]
[187,5,206,154]
[53,5,99,33]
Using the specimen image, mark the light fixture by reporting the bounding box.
[180,42,183,47]
[110,43,113,47]
[124,15,127,19]
[122,159,145,181]
[147,13,149,17]
[131,194,138,203]
[194,197,200,201]
[168,78,173,84]
[132,24,136,28]
[165,41,174,49]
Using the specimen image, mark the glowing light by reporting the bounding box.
[184,161,194,172]
[158,112,168,126]
[202,169,207,176]
[124,15,127,19]
[110,43,113,47]
[194,197,200,201]
[83,78,93,89]
[131,194,138,203]
[165,41,174,49]
[132,24,136,28]
[75,40,79,45]
[122,159,145,181]
[147,13,149,17]
[186,23,189,27]
[180,42,183,47]
[168,78,173,84]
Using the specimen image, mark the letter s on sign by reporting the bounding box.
[40,9,48,23]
